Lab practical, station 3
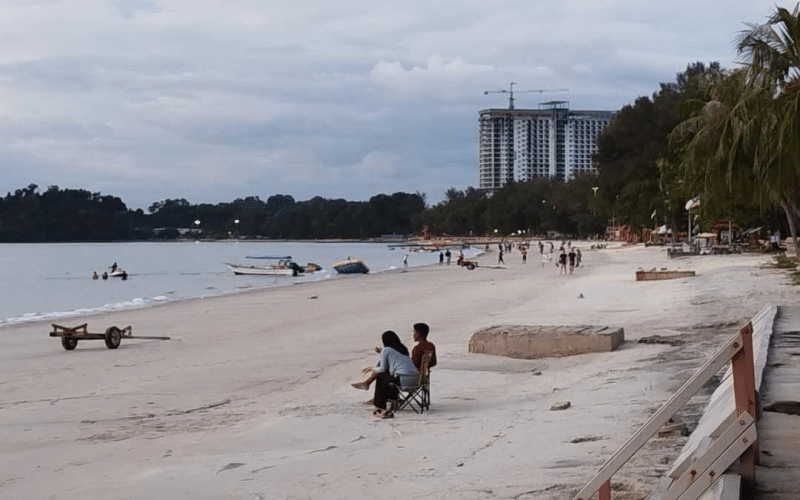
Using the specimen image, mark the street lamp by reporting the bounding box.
[592,186,598,216]
[234,219,239,238]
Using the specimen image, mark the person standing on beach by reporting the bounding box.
[549,242,554,253]
[576,248,582,267]
[411,323,437,371]
[445,249,451,265]
[403,254,409,269]
[521,247,527,264]
[439,252,444,265]
[498,248,505,265]
[558,249,567,275]
[568,247,576,274]
[539,241,544,254]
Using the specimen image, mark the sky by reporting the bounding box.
[0,0,790,210]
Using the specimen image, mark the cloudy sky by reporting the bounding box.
[0,0,787,209]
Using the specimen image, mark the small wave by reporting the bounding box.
[1,296,170,326]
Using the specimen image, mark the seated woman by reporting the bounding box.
[351,330,419,419]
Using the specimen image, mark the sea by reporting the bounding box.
[0,241,479,326]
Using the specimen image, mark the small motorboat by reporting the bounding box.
[332,257,369,274]
[227,263,297,277]
[227,258,322,277]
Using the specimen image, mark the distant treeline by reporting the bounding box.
[0,176,612,243]
[0,184,430,242]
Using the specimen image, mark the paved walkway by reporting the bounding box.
[754,305,800,499]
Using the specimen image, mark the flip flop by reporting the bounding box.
[351,382,368,390]
[377,411,394,419]
[372,409,383,416]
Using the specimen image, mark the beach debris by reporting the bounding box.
[638,335,686,346]
[531,370,542,376]
[308,295,318,299]
[635,268,696,281]
[216,463,245,474]
[763,401,800,415]
[657,416,688,437]
[578,293,584,299]
[570,435,603,444]
[550,401,571,411]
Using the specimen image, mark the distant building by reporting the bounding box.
[478,101,615,190]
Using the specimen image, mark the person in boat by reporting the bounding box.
[102,272,108,280]
[121,271,128,280]
[110,262,118,273]
[351,330,418,419]
[92,271,99,280]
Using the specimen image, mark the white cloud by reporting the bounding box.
[0,0,788,209]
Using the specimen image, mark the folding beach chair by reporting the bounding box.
[393,351,433,414]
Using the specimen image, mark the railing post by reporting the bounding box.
[731,322,757,485]
[598,480,611,500]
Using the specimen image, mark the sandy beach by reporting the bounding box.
[0,244,794,499]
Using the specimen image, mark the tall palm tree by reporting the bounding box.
[737,4,800,254]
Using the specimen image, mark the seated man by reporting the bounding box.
[411,322,437,371]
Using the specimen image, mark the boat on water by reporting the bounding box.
[227,256,322,277]
[332,257,369,274]
[227,263,297,277]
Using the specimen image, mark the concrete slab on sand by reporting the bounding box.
[468,325,624,359]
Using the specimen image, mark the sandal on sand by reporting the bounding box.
[372,409,383,416]
[351,382,369,391]
[377,411,394,419]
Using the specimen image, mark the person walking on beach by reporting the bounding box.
[576,248,582,267]
[403,254,409,269]
[498,248,505,265]
[558,249,567,275]
[539,241,544,254]
[439,251,444,265]
[351,331,418,419]
[549,242,554,253]
[445,249,451,265]
[568,247,576,274]
[521,247,527,264]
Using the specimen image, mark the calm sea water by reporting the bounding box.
[0,241,478,325]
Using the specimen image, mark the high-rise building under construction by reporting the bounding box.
[478,101,615,190]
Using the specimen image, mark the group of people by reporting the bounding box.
[438,249,452,265]
[556,245,581,275]
[351,322,437,419]
[91,262,127,280]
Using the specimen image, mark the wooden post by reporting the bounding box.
[731,322,757,484]
[598,480,611,500]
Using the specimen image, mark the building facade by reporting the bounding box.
[478,102,615,190]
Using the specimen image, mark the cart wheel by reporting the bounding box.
[62,337,78,350]
[104,326,122,349]
[466,262,475,270]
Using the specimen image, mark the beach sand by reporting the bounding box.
[0,244,794,499]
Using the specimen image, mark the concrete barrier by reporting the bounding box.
[468,325,624,359]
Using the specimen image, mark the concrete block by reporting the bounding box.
[468,325,624,359]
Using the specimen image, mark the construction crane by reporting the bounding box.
[483,82,568,110]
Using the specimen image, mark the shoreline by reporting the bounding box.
[0,245,791,499]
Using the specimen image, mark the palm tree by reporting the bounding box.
[737,4,800,254]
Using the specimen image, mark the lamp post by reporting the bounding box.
[194,219,201,237]
[234,219,239,238]
[592,186,598,217]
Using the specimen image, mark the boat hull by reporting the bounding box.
[227,264,296,277]
[332,258,369,274]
